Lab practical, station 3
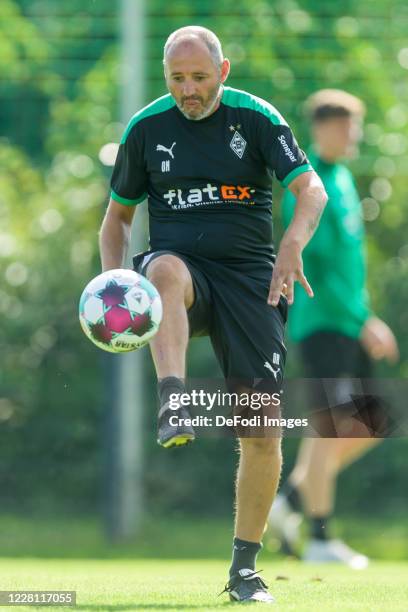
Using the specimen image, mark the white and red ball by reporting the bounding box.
[79,269,162,353]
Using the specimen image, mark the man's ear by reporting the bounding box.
[220,58,230,84]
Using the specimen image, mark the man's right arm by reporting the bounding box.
[99,197,137,272]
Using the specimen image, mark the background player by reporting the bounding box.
[269,89,399,568]
[99,27,327,602]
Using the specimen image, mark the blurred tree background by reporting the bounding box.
[1,0,407,528]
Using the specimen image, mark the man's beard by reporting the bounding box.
[179,84,222,121]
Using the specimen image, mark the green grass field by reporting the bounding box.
[2,559,408,611]
[0,514,407,610]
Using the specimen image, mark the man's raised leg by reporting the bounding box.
[146,254,194,378]
[145,254,195,448]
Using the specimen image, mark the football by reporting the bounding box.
[79,269,162,353]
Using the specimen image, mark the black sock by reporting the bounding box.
[157,376,185,408]
[229,537,262,577]
[281,482,302,513]
[310,516,330,541]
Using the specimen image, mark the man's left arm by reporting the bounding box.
[268,171,328,306]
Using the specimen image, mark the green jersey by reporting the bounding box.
[282,149,370,342]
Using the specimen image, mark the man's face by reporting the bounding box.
[164,40,229,120]
[314,115,363,160]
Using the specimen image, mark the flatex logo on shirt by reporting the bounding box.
[163,183,255,209]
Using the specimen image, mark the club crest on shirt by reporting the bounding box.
[230,130,247,159]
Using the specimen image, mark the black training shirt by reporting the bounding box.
[111,86,312,263]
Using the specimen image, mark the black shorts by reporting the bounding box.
[133,250,287,390]
[297,331,389,435]
[299,331,372,379]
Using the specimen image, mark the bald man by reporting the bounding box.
[99,26,327,603]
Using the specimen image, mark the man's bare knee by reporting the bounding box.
[146,255,194,307]
[146,255,188,285]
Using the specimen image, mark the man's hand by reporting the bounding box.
[268,238,313,306]
[360,316,399,364]
[268,170,327,306]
